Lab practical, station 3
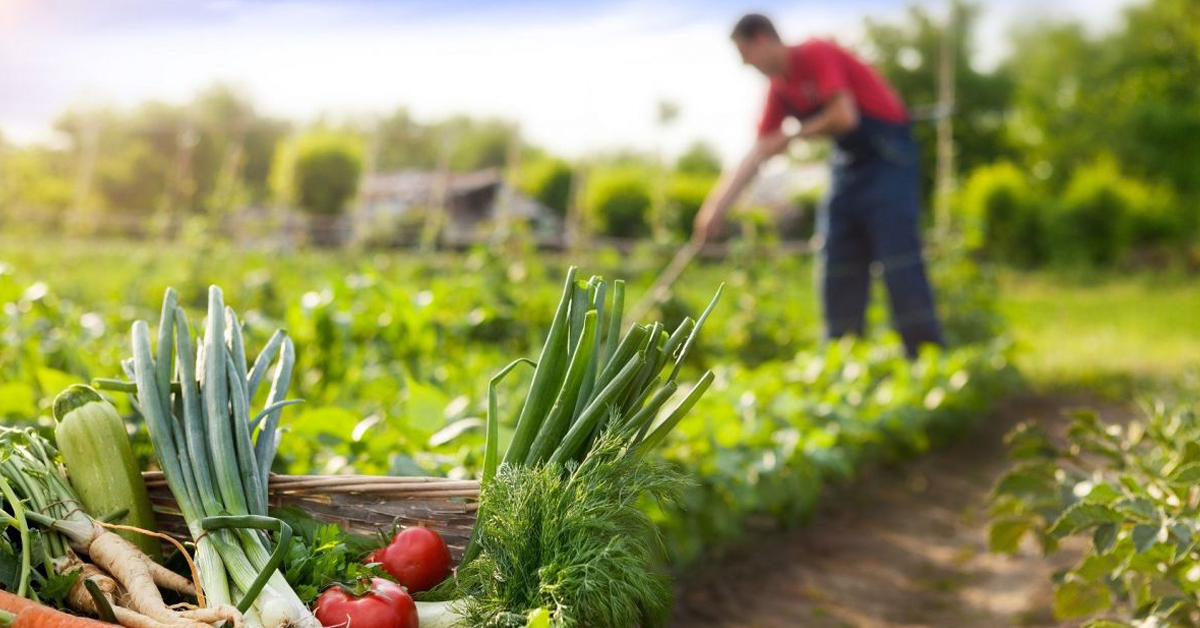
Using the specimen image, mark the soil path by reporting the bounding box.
[671,393,1128,628]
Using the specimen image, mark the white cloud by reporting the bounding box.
[0,0,1141,164]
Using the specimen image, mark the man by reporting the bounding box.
[693,14,944,357]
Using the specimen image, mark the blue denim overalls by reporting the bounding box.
[815,113,944,357]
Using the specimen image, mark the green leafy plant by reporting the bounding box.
[457,434,685,628]
[990,401,1200,626]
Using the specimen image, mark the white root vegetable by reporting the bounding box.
[55,521,246,628]
[416,600,466,628]
[138,554,197,596]
[62,554,233,628]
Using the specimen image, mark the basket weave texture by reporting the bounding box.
[142,472,479,559]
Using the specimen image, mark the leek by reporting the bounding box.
[118,286,318,628]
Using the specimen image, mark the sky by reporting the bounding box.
[0,0,1138,163]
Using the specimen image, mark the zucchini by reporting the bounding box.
[53,384,161,561]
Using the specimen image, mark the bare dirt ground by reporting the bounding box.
[671,393,1130,628]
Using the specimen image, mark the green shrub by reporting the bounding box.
[518,158,573,218]
[674,141,722,176]
[272,131,363,216]
[663,173,715,237]
[0,147,75,222]
[583,168,652,238]
[957,162,1045,265]
[1047,160,1169,265]
[1123,179,1180,249]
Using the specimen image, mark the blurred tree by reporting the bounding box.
[1008,0,1200,224]
[272,130,364,216]
[437,116,521,171]
[675,141,722,176]
[1004,23,1105,187]
[53,85,288,222]
[0,146,76,224]
[191,85,290,212]
[862,0,1013,205]
[586,149,657,170]
[1039,157,1179,266]
[657,101,680,128]
[375,113,527,173]
[375,108,440,171]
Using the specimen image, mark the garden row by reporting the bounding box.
[0,242,1016,574]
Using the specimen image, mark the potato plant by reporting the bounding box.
[991,400,1200,626]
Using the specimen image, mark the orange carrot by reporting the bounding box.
[0,590,36,615]
[11,604,114,628]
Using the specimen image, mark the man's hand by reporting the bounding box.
[757,130,792,158]
[691,130,793,245]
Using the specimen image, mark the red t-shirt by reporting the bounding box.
[758,38,908,137]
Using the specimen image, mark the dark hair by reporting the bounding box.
[731,13,779,42]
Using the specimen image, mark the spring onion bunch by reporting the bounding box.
[422,267,721,628]
[110,286,316,628]
[0,426,76,598]
[492,266,719,477]
[464,266,721,563]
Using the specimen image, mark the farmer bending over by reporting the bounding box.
[692,13,944,358]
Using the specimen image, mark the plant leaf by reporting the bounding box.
[1054,579,1110,619]
[1048,503,1123,538]
[989,516,1031,554]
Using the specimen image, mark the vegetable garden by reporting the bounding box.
[0,234,1040,627]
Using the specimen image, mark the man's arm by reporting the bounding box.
[692,92,859,243]
[797,91,858,138]
[692,130,791,243]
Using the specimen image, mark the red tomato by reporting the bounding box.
[368,526,452,593]
[314,578,418,628]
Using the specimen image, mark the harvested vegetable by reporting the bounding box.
[0,591,36,615]
[464,267,720,564]
[433,267,720,628]
[52,385,161,562]
[314,578,417,628]
[104,286,317,628]
[276,511,386,606]
[1,603,115,628]
[368,527,451,594]
[0,425,243,628]
[457,434,685,628]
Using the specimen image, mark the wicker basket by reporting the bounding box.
[142,472,479,560]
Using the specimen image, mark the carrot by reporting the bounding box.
[0,590,36,615]
[11,604,113,628]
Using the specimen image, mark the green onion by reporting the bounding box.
[125,286,318,628]
[461,267,722,570]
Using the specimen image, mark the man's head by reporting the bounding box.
[731,13,787,77]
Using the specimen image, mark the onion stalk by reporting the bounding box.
[460,267,721,566]
[112,286,317,628]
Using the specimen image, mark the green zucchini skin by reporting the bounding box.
[53,384,162,561]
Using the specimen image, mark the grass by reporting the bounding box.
[999,267,1200,396]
